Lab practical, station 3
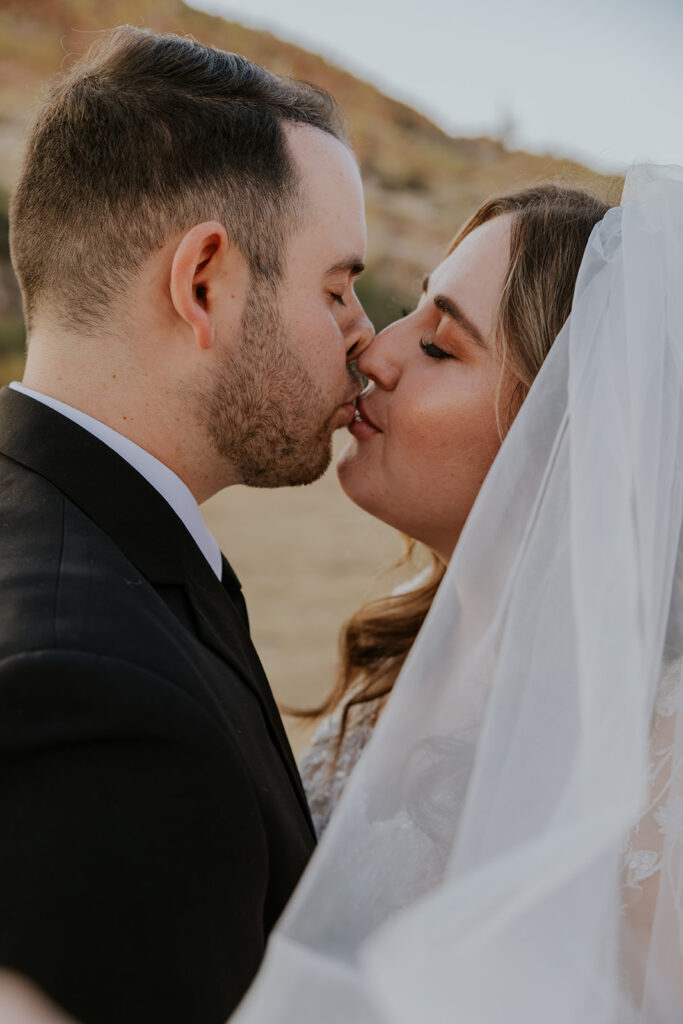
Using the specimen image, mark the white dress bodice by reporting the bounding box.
[301,660,683,896]
[299,698,380,837]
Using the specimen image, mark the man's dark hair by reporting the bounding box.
[9,25,348,333]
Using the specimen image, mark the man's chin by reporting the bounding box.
[240,436,333,489]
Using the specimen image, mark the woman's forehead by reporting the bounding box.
[437,216,511,284]
[427,215,513,339]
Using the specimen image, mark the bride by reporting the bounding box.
[299,180,611,835]
[234,163,683,1023]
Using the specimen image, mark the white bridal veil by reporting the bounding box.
[233,164,683,1023]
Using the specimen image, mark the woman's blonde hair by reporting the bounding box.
[302,182,613,745]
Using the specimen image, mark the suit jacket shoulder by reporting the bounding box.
[0,388,315,1024]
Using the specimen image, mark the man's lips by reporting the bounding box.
[334,384,365,426]
[337,401,358,426]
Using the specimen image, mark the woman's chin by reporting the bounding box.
[335,434,364,476]
[336,437,361,494]
[336,438,378,511]
[336,434,356,463]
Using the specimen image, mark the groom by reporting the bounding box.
[0,26,372,1024]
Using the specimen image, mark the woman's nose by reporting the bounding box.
[356,321,403,391]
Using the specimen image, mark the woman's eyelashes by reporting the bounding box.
[330,292,346,306]
[402,304,455,360]
[419,337,455,360]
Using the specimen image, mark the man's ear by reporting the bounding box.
[169,221,231,350]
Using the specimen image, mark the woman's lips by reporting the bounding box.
[349,396,382,439]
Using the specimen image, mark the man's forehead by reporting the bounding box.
[283,123,366,265]
[284,122,361,195]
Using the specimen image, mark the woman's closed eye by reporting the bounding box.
[420,337,455,360]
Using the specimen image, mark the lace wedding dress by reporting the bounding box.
[302,659,683,905]
[299,696,380,836]
[299,570,432,836]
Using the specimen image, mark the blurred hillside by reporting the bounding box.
[0,0,622,382]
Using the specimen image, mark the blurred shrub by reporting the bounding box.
[355,273,410,333]
[0,313,25,352]
[0,351,25,387]
[0,190,8,260]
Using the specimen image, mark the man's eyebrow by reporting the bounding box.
[325,258,366,277]
[433,294,487,348]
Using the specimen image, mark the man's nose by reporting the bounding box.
[345,311,375,362]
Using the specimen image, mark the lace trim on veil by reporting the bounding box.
[623,658,683,890]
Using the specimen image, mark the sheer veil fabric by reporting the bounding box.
[232,165,683,1023]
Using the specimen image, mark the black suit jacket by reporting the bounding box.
[0,387,315,1024]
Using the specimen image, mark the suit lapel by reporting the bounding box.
[0,387,314,833]
[183,552,314,830]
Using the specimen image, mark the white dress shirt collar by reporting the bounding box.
[9,381,223,580]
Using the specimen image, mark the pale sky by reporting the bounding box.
[192,0,683,173]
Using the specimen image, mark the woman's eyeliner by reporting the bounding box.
[403,304,453,359]
[420,337,454,360]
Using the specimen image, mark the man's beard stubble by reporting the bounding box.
[203,280,358,488]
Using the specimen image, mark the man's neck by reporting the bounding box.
[21,345,235,503]
[10,380,225,578]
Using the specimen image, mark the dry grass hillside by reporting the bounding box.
[0,0,622,349]
[0,0,624,750]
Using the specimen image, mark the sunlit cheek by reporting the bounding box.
[395,402,483,464]
[392,399,502,504]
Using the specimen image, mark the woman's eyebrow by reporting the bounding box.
[433,294,487,349]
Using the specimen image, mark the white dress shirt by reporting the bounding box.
[9,381,223,579]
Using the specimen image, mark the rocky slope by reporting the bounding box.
[0,0,622,370]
